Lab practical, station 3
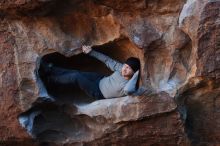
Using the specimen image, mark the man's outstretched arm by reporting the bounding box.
[82,45,123,72]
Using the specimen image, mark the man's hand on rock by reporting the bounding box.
[82,45,92,54]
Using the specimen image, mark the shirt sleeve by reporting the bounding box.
[124,71,156,96]
[88,50,123,72]
[123,71,139,95]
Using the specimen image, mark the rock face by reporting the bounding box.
[0,0,219,145]
[177,0,220,145]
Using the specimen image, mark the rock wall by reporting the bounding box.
[177,0,220,145]
[0,0,219,145]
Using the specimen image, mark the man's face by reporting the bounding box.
[121,64,134,79]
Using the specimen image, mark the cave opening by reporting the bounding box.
[38,38,142,105]
[39,49,111,105]
[19,38,144,143]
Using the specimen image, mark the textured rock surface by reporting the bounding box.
[177,0,220,145]
[0,0,219,145]
[0,19,38,145]
[176,77,220,145]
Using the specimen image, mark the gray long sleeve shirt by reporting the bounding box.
[88,50,136,98]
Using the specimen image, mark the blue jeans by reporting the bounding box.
[46,66,105,100]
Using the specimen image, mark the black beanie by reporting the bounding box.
[125,57,140,72]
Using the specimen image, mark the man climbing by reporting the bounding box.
[42,45,154,100]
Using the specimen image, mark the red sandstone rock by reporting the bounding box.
[0,0,219,145]
[177,0,220,145]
